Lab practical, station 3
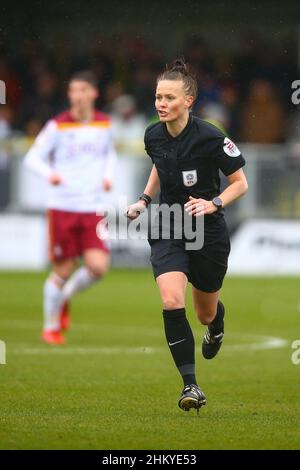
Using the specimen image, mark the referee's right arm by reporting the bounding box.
[143,164,160,201]
[126,165,160,219]
[126,125,160,219]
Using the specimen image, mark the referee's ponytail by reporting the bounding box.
[157,58,198,101]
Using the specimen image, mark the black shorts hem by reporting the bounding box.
[189,278,224,293]
[150,234,229,293]
[152,267,189,280]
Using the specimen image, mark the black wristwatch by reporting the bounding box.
[139,193,152,208]
[212,196,223,211]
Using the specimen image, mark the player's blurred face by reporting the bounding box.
[68,80,98,111]
[155,80,194,122]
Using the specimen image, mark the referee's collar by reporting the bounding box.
[163,113,193,141]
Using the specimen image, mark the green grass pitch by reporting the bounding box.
[0,269,299,450]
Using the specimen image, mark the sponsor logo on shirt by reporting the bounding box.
[223,137,241,157]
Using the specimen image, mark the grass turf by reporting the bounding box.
[0,270,299,450]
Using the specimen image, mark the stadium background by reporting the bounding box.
[0,0,300,450]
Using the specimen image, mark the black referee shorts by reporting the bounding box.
[148,217,231,293]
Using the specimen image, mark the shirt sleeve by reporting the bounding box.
[144,130,154,162]
[210,136,246,176]
[103,129,117,180]
[23,120,58,178]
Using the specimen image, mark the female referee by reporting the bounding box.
[126,59,248,413]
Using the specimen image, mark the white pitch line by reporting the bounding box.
[0,320,289,354]
[0,319,291,344]
[223,336,288,351]
[0,319,162,336]
[9,346,155,355]
[8,336,288,356]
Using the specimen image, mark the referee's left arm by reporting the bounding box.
[218,168,248,207]
[185,168,248,216]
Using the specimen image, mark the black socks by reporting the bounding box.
[162,302,225,386]
[163,308,197,386]
[210,300,225,333]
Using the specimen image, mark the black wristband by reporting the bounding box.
[139,193,152,207]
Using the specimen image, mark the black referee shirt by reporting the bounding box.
[144,114,246,218]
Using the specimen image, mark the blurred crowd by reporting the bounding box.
[0,33,299,144]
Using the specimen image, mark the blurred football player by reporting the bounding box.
[24,71,117,345]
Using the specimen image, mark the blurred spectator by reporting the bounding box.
[103,81,125,114]
[111,94,147,142]
[286,108,300,163]
[219,82,240,139]
[0,57,22,109]
[129,64,157,117]
[239,79,286,143]
[23,118,44,138]
[17,71,62,131]
[275,40,299,111]
[184,35,215,77]
[0,105,13,209]
[234,33,262,98]
[197,102,229,135]
[0,105,12,139]
[194,74,220,109]
[0,32,297,144]
[89,42,114,103]
[15,37,56,97]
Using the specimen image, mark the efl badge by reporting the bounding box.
[182,169,197,187]
[223,137,241,157]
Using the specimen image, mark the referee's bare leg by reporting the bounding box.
[192,287,225,359]
[192,287,219,325]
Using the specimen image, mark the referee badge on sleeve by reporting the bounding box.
[182,169,197,187]
[223,137,241,157]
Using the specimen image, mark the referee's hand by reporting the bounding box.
[125,200,147,220]
[185,196,218,216]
